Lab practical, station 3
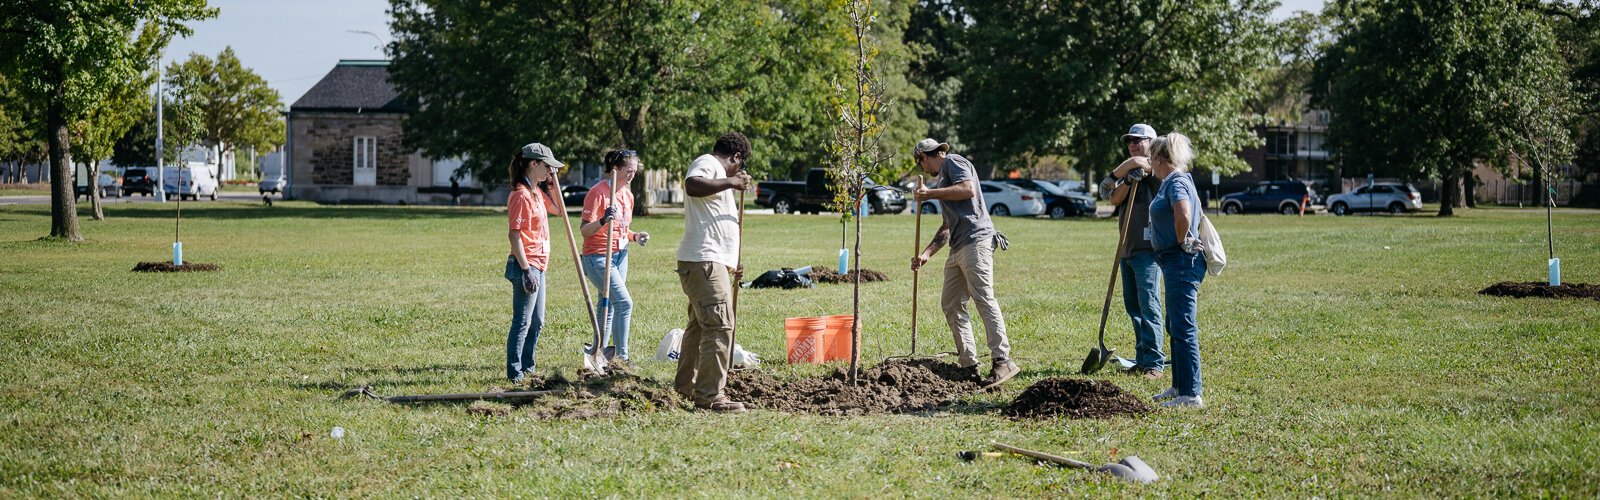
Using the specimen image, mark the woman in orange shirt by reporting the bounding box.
[504,143,563,384]
[580,149,650,370]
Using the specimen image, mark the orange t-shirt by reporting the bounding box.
[507,184,551,271]
[581,179,635,255]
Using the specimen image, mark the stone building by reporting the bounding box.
[284,60,477,204]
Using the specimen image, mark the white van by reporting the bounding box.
[163,163,219,201]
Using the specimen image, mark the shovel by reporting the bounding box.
[728,186,746,371]
[886,175,953,363]
[546,173,608,376]
[1081,181,1140,375]
[597,168,621,369]
[990,442,1159,484]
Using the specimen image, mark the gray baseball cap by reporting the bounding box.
[912,138,950,157]
[520,143,565,169]
[1122,124,1157,141]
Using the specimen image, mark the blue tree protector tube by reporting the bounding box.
[173,242,183,265]
[838,248,849,274]
[1550,258,1561,286]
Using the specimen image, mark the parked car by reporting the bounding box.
[1326,182,1422,215]
[757,168,907,215]
[161,164,219,201]
[122,168,157,197]
[259,162,287,195]
[920,181,1046,217]
[998,178,1097,218]
[562,184,589,207]
[1219,180,1322,215]
[76,172,118,200]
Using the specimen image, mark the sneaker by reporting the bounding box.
[1159,396,1204,408]
[983,359,1020,387]
[694,398,747,413]
[1152,387,1178,402]
[609,357,640,373]
[1140,368,1164,380]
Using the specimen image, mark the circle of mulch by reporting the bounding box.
[1002,378,1153,420]
[724,358,982,416]
[809,265,890,284]
[133,262,221,272]
[1479,281,1600,301]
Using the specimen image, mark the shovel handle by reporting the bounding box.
[546,175,604,362]
[911,175,923,354]
[1097,181,1140,351]
[992,442,1096,470]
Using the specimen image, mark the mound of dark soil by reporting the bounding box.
[508,368,684,419]
[809,265,890,284]
[1002,378,1152,419]
[1479,281,1600,301]
[134,262,220,272]
[724,358,981,415]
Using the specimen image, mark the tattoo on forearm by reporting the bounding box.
[926,227,950,254]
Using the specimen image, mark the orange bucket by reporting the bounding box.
[785,317,827,364]
[821,314,856,362]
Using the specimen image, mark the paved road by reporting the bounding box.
[0,191,270,206]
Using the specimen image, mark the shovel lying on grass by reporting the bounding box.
[980,442,1159,484]
[1081,181,1141,375]
[341,386,564,403]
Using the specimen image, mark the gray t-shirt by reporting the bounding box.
[1114,175,1159,257]
[934,153,995,250]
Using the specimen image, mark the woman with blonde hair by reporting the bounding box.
[1146,132,1207,408]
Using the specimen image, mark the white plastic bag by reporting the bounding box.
[732,344,761,368]
[657,328,684,362]
[1198,213,1226,276]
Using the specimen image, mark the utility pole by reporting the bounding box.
[156,64,166,203]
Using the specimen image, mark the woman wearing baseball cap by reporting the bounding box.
[502,143,563,385]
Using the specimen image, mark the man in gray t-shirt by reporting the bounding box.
[910,139,1017,387]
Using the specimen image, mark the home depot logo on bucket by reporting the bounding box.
[785,315,855,364]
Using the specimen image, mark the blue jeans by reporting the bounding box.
[581,248,633,359]
[504,256,547,382]
[1120,251,1165,371]
[1156,249,1206,397]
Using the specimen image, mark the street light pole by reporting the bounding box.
[346,29,387,53]
[156,64,165,203]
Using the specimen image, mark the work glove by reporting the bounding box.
[632,232,651,246]
[519,268,539,295]
[1182,237,1204,255]
[1126,167,1148,182]
[598,206,616,225]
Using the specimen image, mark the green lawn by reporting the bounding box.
[1,202,1597,496]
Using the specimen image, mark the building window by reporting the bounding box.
[353,136,376,186]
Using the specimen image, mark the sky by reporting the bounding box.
[165,0,1329,106]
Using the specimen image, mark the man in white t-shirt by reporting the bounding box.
[675,132,753,413]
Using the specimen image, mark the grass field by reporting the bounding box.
[1,201,1597,496]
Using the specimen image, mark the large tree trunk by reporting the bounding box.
[87,162,104,221]
[46,89,82,241]
[616,105,650,216]
[1437,173,1457,217]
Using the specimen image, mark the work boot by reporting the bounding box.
[957,364,981,383]
[609,357,640,374]
[1139,368,1163,380]
[984,359,1020,387]
[694,397,747,413]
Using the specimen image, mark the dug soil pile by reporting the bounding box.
[809,265,890,284]
[496,371,685,420]
[1479,281,1600,301]
[134,262,220,272]
[1002,378,1152,419]
[725,358,981,415]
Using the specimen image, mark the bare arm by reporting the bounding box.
[1173,198,1193,248]
[508,231,530,270]
[684,172,752,198]
[914,180,977,202]
[911,223,951,270]
[1107,157,1151,206]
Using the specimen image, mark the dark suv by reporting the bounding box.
[1219,180,1322,215]
[122,168,157,197]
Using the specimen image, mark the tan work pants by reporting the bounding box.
[943,238,1011,367]
[674,261,735,405]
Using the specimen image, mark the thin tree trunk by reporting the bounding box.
[616,105,650,216]
[87,161,104,221]
[46,87,82,241]
[1464,174,1478,209]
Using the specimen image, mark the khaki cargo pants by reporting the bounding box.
[674,261,736,405]
[943,238,1011,367]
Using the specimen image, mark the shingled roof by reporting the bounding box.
[290,60,405,113]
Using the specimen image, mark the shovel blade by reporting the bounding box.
[582,344,610,375]
[1117,456,1160,483]
[1097,463,1143,483]
[1079,347,1113,375]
